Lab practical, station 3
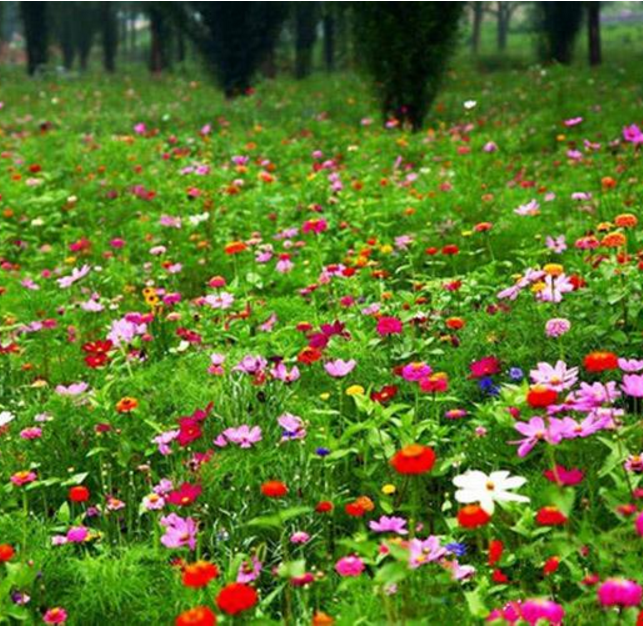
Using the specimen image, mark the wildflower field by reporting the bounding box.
[2,57,643,625]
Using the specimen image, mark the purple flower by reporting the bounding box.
[622,374,643,398]
[408,536,446,569]
[215,425,262,448]
[277,413,306,441]
[57,264,91,288]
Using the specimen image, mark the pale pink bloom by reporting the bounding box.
[529,361,578,391]
[324,359,356,378]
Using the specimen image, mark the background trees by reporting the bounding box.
[354,2,464,130]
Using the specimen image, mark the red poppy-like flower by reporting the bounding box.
[115,396,138,413]
[167,482,203,507]
[315,500,334,514]
[526,385,558,408]
[492,569,509,584]
[297,346,323,365]
[68,486,90,503]
[488,539,503,566]
[442,244,459,255]
[182,561,219,588]
[261,480,288,498]
[0,544,15,562]
[175,606,216,626]
[469,356,501,379]
[390,444,436,475]
[216,582,258,616]
[370,385,398,404]
[345,502,366,517]
[536,506,568,526]
[543,556,560,576]
[457,505,491,529]
[224,241,247,255]
[583,351,618,373]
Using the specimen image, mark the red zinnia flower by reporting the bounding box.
[583,351,618,373]
[345,502,366,517]
[390,444,436,475]
[261,480,288,498]
[526,385,558,408]
[469,356,500,379]
[182,560,219,588]
[68,486,90,503]
[536,506,568,526]
[175,606,216,626]
[315,500,334,513]
[457,505,491,529]
[370,385,398,404]
[216,582,258,616]
[543,556,560,576]
[488,539,503,566]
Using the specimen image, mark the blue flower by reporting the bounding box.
[315,447,330,457]
[445,542,467,557]
[478,376,500,396]
[508,367,524,382]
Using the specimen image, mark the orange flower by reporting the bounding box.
[182,560,219,588]
[446,317,465,330]
[355,496,375,512]
[116,397,138,413]
[615,213,638,228]
[175,606,216,626]
[260,480,288,498]
[312,612,335,626]
[601,176,617,189]
[601,232,627,248]
[224,241,247,255]
[526,385,558,408]
[390,444,436,475]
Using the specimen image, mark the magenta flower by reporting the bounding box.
[159,513,197,550]
[237,555,262,583]
[622,374,643,398]
[66,526,89,543]
[543,465,584,486]
[335,555,365,577]
[324,359,356,378]
[623,124,643,145]
[597,578,642,607]
[278,413,306,441]
[215,425,262,448]
[401,362,432,382]
[511,417,563,457]
[520,599,565,624]
[376,316,403,337]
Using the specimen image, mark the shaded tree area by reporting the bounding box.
[587,2,602,66]
[354,2,463,131]
[538,2,585,64]
[20,1,48,75]
[293,2,319,79]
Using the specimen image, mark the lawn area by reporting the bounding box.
[2,49,643,625]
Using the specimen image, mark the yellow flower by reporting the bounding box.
[319,392,330,401]
[382,484,396,495]
[461,230,472,237]
[346,385,364,397]
[380,244,393,255]
[543,263,563,277]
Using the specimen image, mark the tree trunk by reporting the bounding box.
[20,2,48,75]
[497,2,509,52]
[322,6,335,71]
[149,7,170,73]
[472,2,483,55]
[129,9,137,59]
[588,2,601,66]
[101,2,118,73]
[294,2,318,79]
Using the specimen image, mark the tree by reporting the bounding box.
[354,2,463,131]
[471,2,484,56]
[539,2,584,64]
[148,4,172,73]
[322,2,335,71]
[51,2,76,70]
[20,2,48,75]
[587,2,601,66]
[101,1,118,72]
[293,2,319,79]
[75,2,99,71]
[176,2,288,98]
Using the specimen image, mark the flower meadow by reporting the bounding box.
[2,62,643,625]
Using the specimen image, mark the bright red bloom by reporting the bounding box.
[441,244,459,255]
[492,569,509,584]
[0,544,15,562]
[543,556,560,576]
[175,606,216,626]
[261,480,288,498]
[182,561,219,588]
[297,346,323,365]
[376,316,403,337]
[488,539,503,566]
[390,444,435,475]
[457,505,491,529]
[345,502,366,517]
[177,418,203,447]
[536,506,568,526]
[583,351,618,373]
[469,356,500,379]
[370,385,398,404]
[315,500,334,513]
[167,483,203,507]
[216,582,258,616]
[526,385,558,408]
[68,486,90,503]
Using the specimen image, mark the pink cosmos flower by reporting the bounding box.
[623,124,643,145]
[159,513,197,550]
[237,555,262,583]
[66,526,89,543]
[55,381,89,396]
[536,274,574,304]
[369,516,408,535]
[622,374,643,398]
[409,536,446,569]
[543,465,584,486]
[57,264,91,288]
[270,363,300,383]
[511,417,562,457]
[215,425,262,448]
[529,361,577,392]
[278,413,306,441]
[636,511,643,537]
[335,555,365,577]
[619,358,643,373]
[324,359,356,378]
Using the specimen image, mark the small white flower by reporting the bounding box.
[464,100,477,110]
[0,410,15,427]
[453,470,529,514]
